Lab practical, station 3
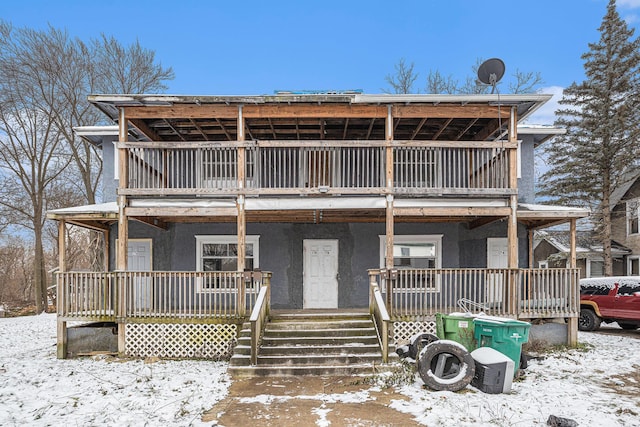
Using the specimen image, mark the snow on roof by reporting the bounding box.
[48,202,118,215]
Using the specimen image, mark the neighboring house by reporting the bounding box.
[611,171,640,275]
[48,93,589,368]
[534,230,630,278]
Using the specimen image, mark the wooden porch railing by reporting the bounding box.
[249,278,271,365]
[57,271,270,323]
[369,278,390,363]
[120,140,512,196]
[368,268,580,320]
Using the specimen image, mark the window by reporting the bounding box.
[379,235,442,291]
[538,261,549,269]
[587,259,604,278]
[195,235,259,291]
[627,199,639,235]
[628,257,640,276]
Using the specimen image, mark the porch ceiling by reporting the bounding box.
[89,93,551,143]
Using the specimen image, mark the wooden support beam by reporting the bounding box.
[117,107,128,357]
[163,119,187,142]
[125,104,239,119]
[244,104,388,118]
[528,229,534,269]
[410,117,428,140]
[215,118,234,141]
[189,118,210,141]
[104,229,110,271]
[126,206,238,217]
[455,118,479,140]
[131,216,168,230]
[237,196,246,317]
[432,118,453,140]
[129,118,162,141]
[570,219,577,269]
[394,207,511,217]
[385,195,394,270]
[393,104,512,119]
[56,220,67,359]
[365,118,376,139]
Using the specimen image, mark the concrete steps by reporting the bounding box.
[228,311,397,377]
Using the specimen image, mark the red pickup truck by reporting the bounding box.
[579,277,640,331]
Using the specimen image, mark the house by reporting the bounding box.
[610,171,640,275]
[48,93,589,371]
[534,230,630,277]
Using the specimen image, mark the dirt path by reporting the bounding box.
[202,376,423,426]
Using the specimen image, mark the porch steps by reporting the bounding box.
[228,311,398,377]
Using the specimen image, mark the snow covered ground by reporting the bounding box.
[1,313,639,426]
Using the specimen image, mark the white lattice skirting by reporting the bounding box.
[393,321,437,346]
[125,323,237,359]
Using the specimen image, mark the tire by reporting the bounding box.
[618,322,639,330]
[409,333,439,360]
[417,340,475,392]
[578,308,601,331]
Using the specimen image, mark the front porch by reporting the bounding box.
[56,267,579,367]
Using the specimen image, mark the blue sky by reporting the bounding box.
[2,0,640,122]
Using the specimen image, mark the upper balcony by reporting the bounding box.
[89,93,552,199]
[121,139,515,197]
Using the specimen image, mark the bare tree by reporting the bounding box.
[509,70,544,94]
[425,70,458,94]
[388,56,543,95]
[0,107,71,312]
[0,22,174,311]
[384,58,419,94]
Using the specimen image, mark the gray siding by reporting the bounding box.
[113,220,527,309]
[518,134,536,204]
[98,136,118,203]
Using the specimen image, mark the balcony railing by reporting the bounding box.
[121,140,513,196]
[57,271,270,323]
[368,268,579,320]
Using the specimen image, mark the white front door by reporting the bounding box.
[303,239,339,309]
[128,239,153,310]
[487,238,508,306]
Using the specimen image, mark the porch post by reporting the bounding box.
[507,106,519,315]
[104,229,110,271]
[385,105,395,270]
[567,218,578,346]
[117,107,128,355]
[56,220,67,359]
[569,219,577,269]
[528,229,534,269]
[237,196,246,316]
[385,106,395,312]
[237,105,247,316]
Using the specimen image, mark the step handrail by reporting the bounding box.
[369,282,390,363]
[249,284,270,365]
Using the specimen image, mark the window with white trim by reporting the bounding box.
[627,199,639,235]
[195,235,259,292]
[379,235,443,291]
[538,261,548,269]
[628,256,640,276]
[586,258,604,278]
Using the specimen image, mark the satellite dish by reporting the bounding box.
[477,58,505,93]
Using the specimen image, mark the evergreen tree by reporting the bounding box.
[539,0,640,275]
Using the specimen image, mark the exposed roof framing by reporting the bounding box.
[89,93,550,144]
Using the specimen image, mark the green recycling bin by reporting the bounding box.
[473,317,530,376]
[435,312,477,351]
